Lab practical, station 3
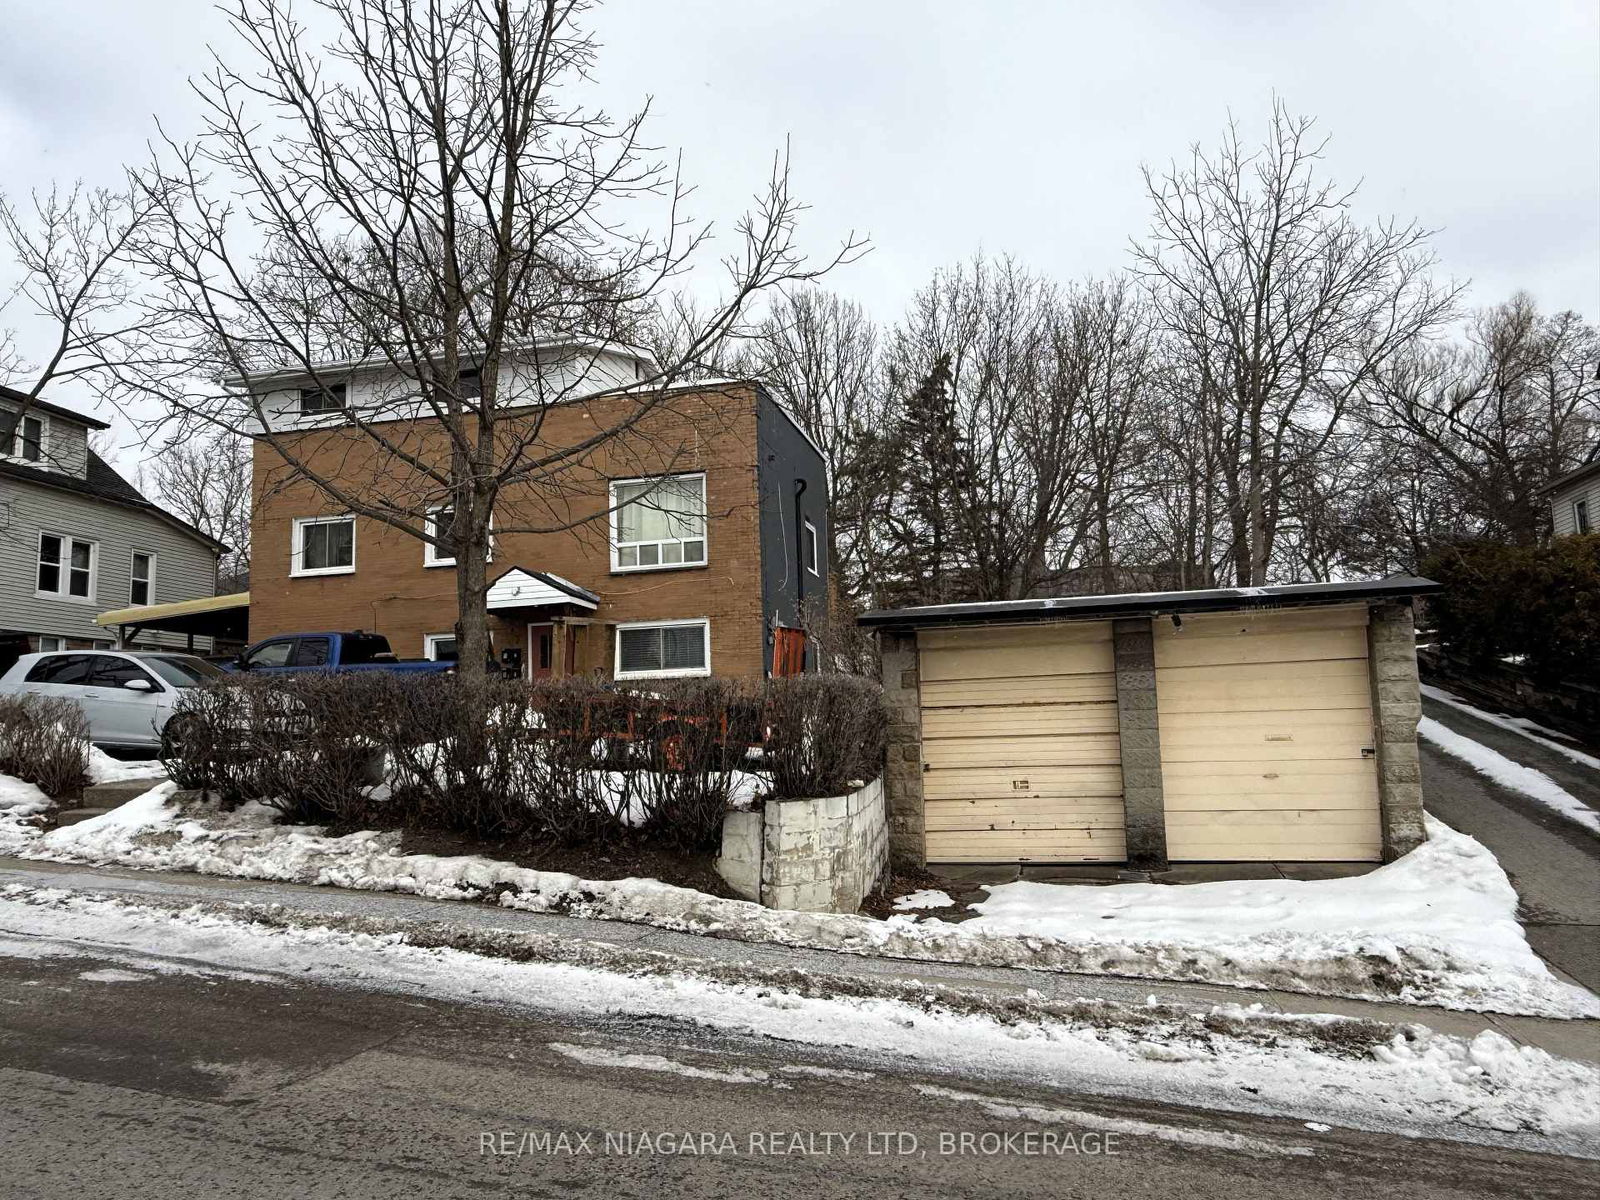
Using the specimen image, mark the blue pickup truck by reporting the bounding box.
[223,631,457,676]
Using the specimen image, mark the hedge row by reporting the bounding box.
[162,672,888,851]
[1422,534,1600,683]
[0,694,89,799]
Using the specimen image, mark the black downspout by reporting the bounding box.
[793,477,808,613]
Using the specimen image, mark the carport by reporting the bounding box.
[95,592,251,655]
[861,578,1439,871]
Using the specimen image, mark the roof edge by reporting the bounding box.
[858,577,1442,630]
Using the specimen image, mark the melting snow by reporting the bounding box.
[1419,717,1600,837]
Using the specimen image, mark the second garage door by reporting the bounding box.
[1154,606,1382,862]
[919,622,1125,863]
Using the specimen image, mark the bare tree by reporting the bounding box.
[0,182,165,477]
[1364,294,1599,550]
[118,0,861,688]
[1133,101,1459,585]
[148,430,253,592]
[747,288,887,603]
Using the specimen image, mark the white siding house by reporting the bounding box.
[0,386,225,663]
[1545,457,1600,538]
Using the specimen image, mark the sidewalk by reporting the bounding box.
[4,854,1596,1065]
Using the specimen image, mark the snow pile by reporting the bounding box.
[0,775,52,852]
[2,884,1596,1155]
[85,747,169,786]
[1420,717,1600,836]
[892,889,955,911]
[1423,685,1600,771]
[11,782,1595,1017]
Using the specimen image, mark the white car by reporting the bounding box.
[0,650,226,752]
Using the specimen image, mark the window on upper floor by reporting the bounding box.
[1,407,45,463]
[424,505,493,567]
[804,519,819,576]
[37,533,95,600]
[292,515,356,576]
[298,382,347,414]
[130,550,156,606]
[457,369,482,400]
[610,473,707,572]
[615,619,710,679]
[1575,499,1592,535]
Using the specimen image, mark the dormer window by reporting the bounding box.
[298,383,347,414]
[1,408,44,462]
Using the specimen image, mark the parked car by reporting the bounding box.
[222,632,458,676]
[0,650,227,752]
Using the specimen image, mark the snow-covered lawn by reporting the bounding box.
[2,778,1593,1018]
[1419,716,1600,837]
[1,883,1595,1156]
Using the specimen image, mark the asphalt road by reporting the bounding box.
[1420,695,1600,993]
[0,944,1590,1200]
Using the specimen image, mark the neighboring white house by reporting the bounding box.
[1544,453,1600,538]
[0,385,226,671]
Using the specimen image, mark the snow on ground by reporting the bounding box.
[892,889,955,911]
[1421,684,1600,772]
[0,883,1595,1157]
[3,778,1593,1017]
[1419,716,1600,837]
[0,775,51,849]
[85,747,170,786]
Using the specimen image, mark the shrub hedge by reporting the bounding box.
[1421,534,1600,683]
[0,694,90,799]
[161,672,889,852]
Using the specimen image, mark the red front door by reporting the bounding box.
[528,624,555,680]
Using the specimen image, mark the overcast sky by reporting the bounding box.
[2,0,1596,473]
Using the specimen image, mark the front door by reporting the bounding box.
[527,623,555,680]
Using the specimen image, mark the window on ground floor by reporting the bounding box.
[424,633,458,662]
[614,618,710,679]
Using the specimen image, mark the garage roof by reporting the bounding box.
[858,576,1441,629]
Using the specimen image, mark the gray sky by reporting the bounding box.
[2,0,1596,473]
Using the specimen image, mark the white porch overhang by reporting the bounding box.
[485,567,599,612]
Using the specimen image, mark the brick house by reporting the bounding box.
[240,343,827,680]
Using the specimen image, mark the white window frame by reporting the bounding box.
[613,618,711,680]
[129,549,157,606]
[291,515,357,577]
[423,633,458,661]
[36,531,97,603]
[297,382,347,415]
[1575,499,1592,535]
[1,408,47,464]
[609,472,708,573]
[423,505,494,567]
[804,519,820,576]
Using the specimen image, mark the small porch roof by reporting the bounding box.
[485,567,599,612]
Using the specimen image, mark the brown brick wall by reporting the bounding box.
[248,385,770,678]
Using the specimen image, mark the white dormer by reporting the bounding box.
[0,386,100,479]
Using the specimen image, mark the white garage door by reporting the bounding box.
[1154,606,1381,862]
[919,622,1125,863]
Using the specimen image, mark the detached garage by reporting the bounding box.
[864,578,1437,870]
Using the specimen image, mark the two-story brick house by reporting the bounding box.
[241,343,827,680]
[0,385,226,672]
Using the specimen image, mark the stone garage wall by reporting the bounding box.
[716,779,889,914]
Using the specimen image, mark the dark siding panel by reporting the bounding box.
[754,391,828,674]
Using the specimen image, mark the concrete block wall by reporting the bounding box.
[1367,601,1427,860]
[714,779,889,913]
[1112,618,1168,868]
[879,630,926,870]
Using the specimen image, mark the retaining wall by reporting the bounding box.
[716,778,889,914]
